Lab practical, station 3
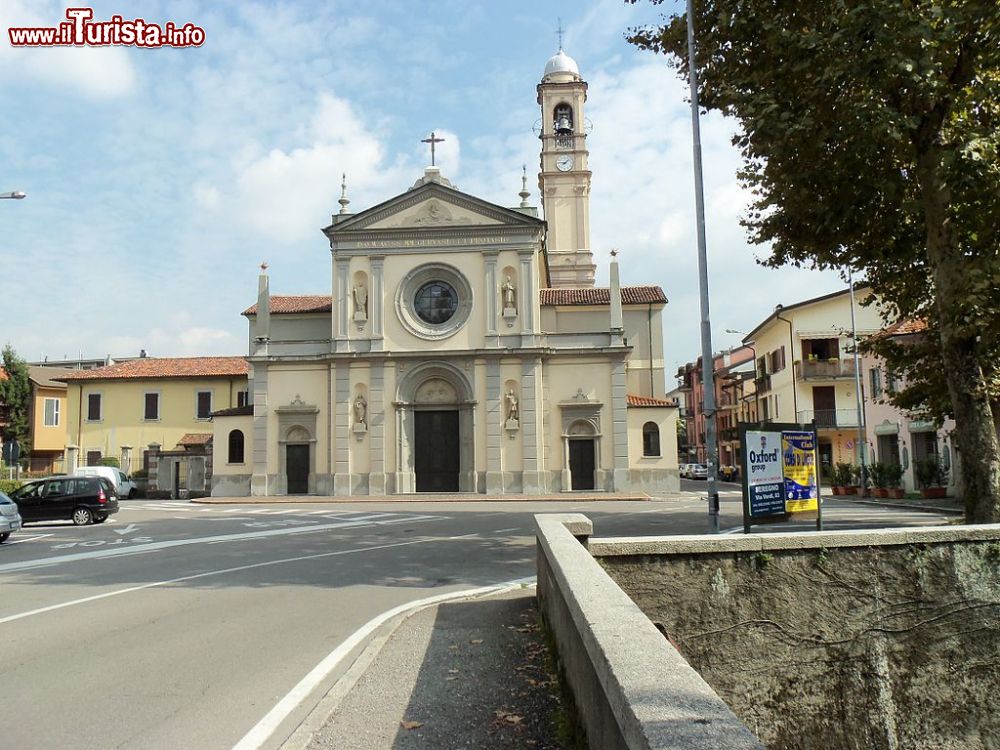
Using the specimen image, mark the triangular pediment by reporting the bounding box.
[325,181,543,236]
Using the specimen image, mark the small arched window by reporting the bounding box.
[642,422,660,457]
[228,429,245,464]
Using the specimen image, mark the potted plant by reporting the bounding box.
[831,462,853,495]
[914,456,949,498]
[884,462,905,499]
[869,462,888,498]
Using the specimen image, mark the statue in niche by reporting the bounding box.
[352,281,368,321]
[505,389,520,424]
[502,275,516,310]
[353,393,368,426]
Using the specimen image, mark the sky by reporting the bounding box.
[0,0,846,378]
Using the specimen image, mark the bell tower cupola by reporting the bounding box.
[537,46,595,287]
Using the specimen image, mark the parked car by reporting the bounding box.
[9,476,119,525]
[679,463,693,478]
[0,491,22,542]
[74,465,138,499]
[689,463,709,480]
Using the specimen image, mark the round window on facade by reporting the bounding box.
[414,281,458,324]
[396,263,473,340]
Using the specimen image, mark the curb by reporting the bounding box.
[271,578,536,750]
[844,498,964,516]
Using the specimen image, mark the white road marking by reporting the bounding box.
[0,515,442,574]
[113,523,140,536]
[5,533,53,545]
[231,574,536,750]
[493,527,520,533]
[0,538,441,626]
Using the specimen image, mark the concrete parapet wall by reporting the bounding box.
[534,513,764,750]
[591,524,1000,750]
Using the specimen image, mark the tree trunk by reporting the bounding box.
[916,146,1000,523]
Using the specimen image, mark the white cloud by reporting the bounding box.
[216,93,411,243]
[0,1,136,98]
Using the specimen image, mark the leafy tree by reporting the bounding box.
[627,0,1000,522]
[0,344,32,453]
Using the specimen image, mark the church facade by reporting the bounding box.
[211,49,679,497]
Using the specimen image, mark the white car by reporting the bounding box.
[0,491,22,542]
[74,466,138,499]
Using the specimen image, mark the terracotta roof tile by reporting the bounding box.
[627,394,678,407]
[177,433,213,447]
[211,404,254,417]
[540,286,667,306]
[243,295,332,315]
[58,357,248,381]
[883,318,928,337]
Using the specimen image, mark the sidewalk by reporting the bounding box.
[839,492,964,516]
[288,588,571,750]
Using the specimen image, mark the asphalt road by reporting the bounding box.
[0,491,953,750]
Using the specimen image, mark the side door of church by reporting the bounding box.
[286,445,309,494]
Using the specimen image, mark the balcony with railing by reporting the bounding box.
[754,373,772,392]
[796,409,861,429]
[795,359,858,381]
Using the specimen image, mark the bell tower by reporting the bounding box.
[537,47,595,287]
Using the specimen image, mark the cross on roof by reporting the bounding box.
[556,18,564,50]
[421,131,445,166]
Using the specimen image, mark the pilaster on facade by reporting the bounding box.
[333,362,351,495]
[370,256,385,351]
[368,362,386,495]
[250,365,270,496]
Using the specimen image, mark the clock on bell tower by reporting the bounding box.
[537,46,595,288]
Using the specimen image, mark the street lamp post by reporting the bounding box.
[686,0,720,532]
[848,269,867,494]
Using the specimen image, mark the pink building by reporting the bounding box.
[863,320,958,493]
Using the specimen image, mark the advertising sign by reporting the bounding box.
[741,422,823,532]
[746,430,785,517]
[782,431,819,512]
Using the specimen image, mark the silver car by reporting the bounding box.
[0,491,22,543]
[689,464,709,480]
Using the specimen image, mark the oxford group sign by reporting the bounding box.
[740,422,822,533]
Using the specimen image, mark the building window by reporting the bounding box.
[768,346,787,373]
[196,391,212,419]
[870,368,883,398]
[228,430,245,464]
[85,450,102,465]
[43,398,60,426]
[414,280,459,324]
[237,389,250,408]
[642,422,660,457]
[86,393,102,421]
[886,371,898,394]
[144,392,160,421]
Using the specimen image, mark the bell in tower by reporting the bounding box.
[554,104,574,135]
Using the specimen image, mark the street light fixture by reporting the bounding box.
[0,191,26,200]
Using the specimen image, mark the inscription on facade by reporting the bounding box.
[355,235,511,249]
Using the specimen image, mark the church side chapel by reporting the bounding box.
[211,47,679,497]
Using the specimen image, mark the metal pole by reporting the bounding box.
[848,269,867,494]
[686,0,720,532]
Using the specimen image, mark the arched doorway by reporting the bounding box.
[395,363,476,493]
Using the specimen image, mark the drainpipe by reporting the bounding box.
[774,305,798,420]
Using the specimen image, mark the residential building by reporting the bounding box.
[211,48,680,497]
[26,366,75,473]
[59,357,249,472]
[742,286,883,481]
[863,319,959,493]
[675,345,756,466]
